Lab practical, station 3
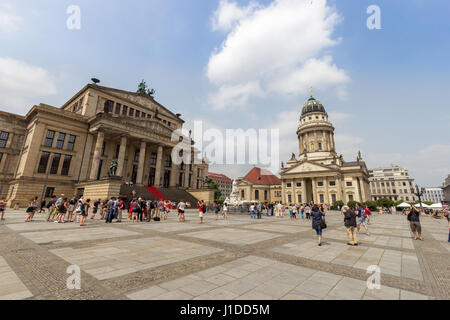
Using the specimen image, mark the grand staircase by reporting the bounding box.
[119,185,200,208]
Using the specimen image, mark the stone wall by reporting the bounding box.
[187,189,215,205]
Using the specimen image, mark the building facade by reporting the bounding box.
[369,166,417,202]
[443,175,450,204]
[207,172,233,200]
[236,167,282,203]
[0,83,209,206]
[280,92,371,205]
[421,187,444,203]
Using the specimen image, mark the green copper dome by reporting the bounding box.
[301,93,326,116]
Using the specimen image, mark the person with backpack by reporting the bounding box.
[131,199,140,223]
[256,202,262,219]
[356,203,370,236]
[343,205,358,246]
[79,198,90,226]
[311,205,325,246]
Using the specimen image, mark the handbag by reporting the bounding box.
[320,216,327,229]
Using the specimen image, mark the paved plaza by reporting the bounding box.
[0,209,448,300]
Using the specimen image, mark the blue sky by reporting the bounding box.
[0,0,449,186]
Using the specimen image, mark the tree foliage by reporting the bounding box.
[376,198,394,208]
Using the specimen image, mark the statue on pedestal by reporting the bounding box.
[108,160,118,177]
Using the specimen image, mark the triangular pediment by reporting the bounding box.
[283,160,335,174]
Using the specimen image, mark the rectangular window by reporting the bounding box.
[348,195,354,202]
[38,152,50,173]
[287,183,292,188]
[131,165,138,183]
[142,112,146,118]
[296,183,302,187]
[165,155,172,167]
[147,114,152,119]
[329,181,336,186]
[104,100,114,113]
[135,110,140,118]
[115,103,121,115]
[129,108,134,117]
[151,153,157,165]
[297,194,302,203]
[331,194,337,203]
[317,181,324,187]
[134,149,140,162]
[55,133,66,149]
[288,195,292,203]
[44,130,55,147]
[122,105,128,116]
[346,182,353,187]
[61,155,72,176]
[50,153,61,174]
[0,131,9,148]
[319,194,324,203]
[45,187,55,198]
[115,144,120,159]
[66,135,76,151]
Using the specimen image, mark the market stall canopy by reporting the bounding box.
[429,203,443,208]
[397,202,411,208]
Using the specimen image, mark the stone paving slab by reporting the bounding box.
[180,228,283,246]
[0,256,33,300]
[126,256,429,300]
[50,237,222,280]
[272,239,423,281]
[20,227,140,244]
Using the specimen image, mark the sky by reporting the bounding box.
[0,0,449,187]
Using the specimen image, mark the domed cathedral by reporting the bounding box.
[280,90,371,205]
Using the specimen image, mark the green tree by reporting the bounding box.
[377,198,394,208]
[347,201,357,209]
[362,201,377,211]
[332,200,344,210]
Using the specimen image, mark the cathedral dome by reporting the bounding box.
[301,91,326,116]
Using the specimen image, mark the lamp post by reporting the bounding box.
[415,184,424,211]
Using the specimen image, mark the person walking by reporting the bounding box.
[343,205,358,246]
[0,198,6,220]
[79,198,90,226]
[222,202,228,219]
[91,199,101,219]
[257,202,262,219]
[305,204,311,220]
[311,205,325,246]
[105,197,115,223]
[356,203,370,236]
[177,200,186,222]
[250,203,256,219]
[407,205,424,241]
[364,205,372,225]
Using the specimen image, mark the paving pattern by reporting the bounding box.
[0,208,448,300]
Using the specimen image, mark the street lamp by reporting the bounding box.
[414,184,424,211]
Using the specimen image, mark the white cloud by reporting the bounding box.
[207,0,349,109]
[0,3,23,32]
[207,81,263,109]
[0,57,57,114]
[211,0,261,32]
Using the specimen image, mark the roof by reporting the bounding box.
[242,167,281,185]
[208,172,233,183]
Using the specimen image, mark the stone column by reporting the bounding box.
[136,141,147,185]
[324,176,329,205]
[301,179,307,204]
[170,149,180,187]
[183,154,191,188]
[192,165,198,189]
[311,177,317,203]
[154,145,164,187]
[116,135,127,177]
[89,130,104,180]
[291,179,295,203]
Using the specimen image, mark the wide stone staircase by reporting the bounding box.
[119,185,200,208]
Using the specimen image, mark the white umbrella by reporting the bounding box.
[415,203,430,208]
[429,203,443,209]
[397,202,411,208]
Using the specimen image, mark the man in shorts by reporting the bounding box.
[356,203,370,236]
[407,205,423,241]
[177,200,186,222]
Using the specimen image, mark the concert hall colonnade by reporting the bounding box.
[0,84,209,207]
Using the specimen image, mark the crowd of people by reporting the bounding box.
[1,195,449,243]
